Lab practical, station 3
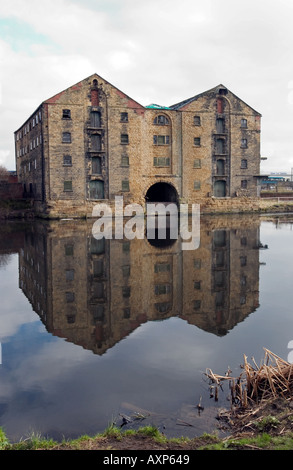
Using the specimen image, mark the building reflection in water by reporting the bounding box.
[19,216,263,355]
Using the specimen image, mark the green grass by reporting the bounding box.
[2,425,293,450]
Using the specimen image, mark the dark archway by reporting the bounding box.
[145,182,178,204]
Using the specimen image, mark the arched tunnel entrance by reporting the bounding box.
[145,182,178,205]
[145,182,179,248]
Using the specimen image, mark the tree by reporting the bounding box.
[0,165,9,181]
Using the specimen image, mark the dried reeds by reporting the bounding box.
[205,348,293,408]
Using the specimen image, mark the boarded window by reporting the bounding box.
[154,263,170,273]
[216,138,225,154]
[241,179,248,189]
[90,111,101,128]
[193,180,201,190]
[93,259,104,277]
[217,98,224,113]
[93,281,104,299]
[64,180,72,191]
[66,269,74,281]
[216,159,225,175]
[90,237,105,254]
[92,157,102,174]
[122,180,129,191]
[194,116,201,126]
[241,159,248,169]
[121,155,129,167]
[62,132,71,143]
[91,134,101,151]
[66,292,75,302]
[89,180,104,199]
[63,155,72,166]
[216,118,225,133]
[193,159,201,168]
[214,180,226,197]
[65,244,74,256]
[153,157,170,167]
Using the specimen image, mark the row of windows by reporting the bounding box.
[17,135,42,157]
[16,111,42,141]
[60,131,250,149]
[62,180,130,193]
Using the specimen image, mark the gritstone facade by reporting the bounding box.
[14,73,262,218]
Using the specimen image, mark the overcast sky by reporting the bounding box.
[1,0,293,173]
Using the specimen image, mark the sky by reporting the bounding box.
[0,0,293,173]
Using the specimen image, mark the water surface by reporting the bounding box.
[0,214,292,442]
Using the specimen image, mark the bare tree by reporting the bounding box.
[0,165,9,181]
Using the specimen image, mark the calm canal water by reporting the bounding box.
[0,213,293,443]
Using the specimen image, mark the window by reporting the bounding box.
[122,286,131,298]
[241,138,248,148]
[194,300,201,310]
[89,180,104,199]
[122,180,129,191]
[62,132,71,143]
[92,157,101,174]
[194,281,201,290]
[90,111,101,128]
[154,263,170,273]
[194,116,201,126]
[216,138,225,154]
[155,284,171,295]
[241,179,248,189]
[216,159,225,175]
[64,180,72,191]
[241,159,248,169]
[63,109,71,119]
[122,265,130,277]
[66,292,75,302]
[194,180,201,190]
[153,115,169,125]
[93,259,104,277]
[153,157,170,167]
[240,256,247,266]
[121,112,128,122]
[194,137,201,146]
[217,98,224,113]
[193,159,201,168]
[121,134,129,144]
[121,155,129,167]
[65,244,74,256]
[194,259,201,269]
[153,135,170,145]
[66,270,74,281]
[241,119,247,128]
[63,155,72,166]
[216,118,225,133]
[91,134,101,151]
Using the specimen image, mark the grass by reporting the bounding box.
[1,425,293,451]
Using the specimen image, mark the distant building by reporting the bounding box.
[14,74,262,218]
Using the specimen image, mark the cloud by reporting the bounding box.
[0,0,293,172]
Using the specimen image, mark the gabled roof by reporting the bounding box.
[169,84,261,115]
[43,73,145,109]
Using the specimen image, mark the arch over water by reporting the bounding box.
[145,182,178,204]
